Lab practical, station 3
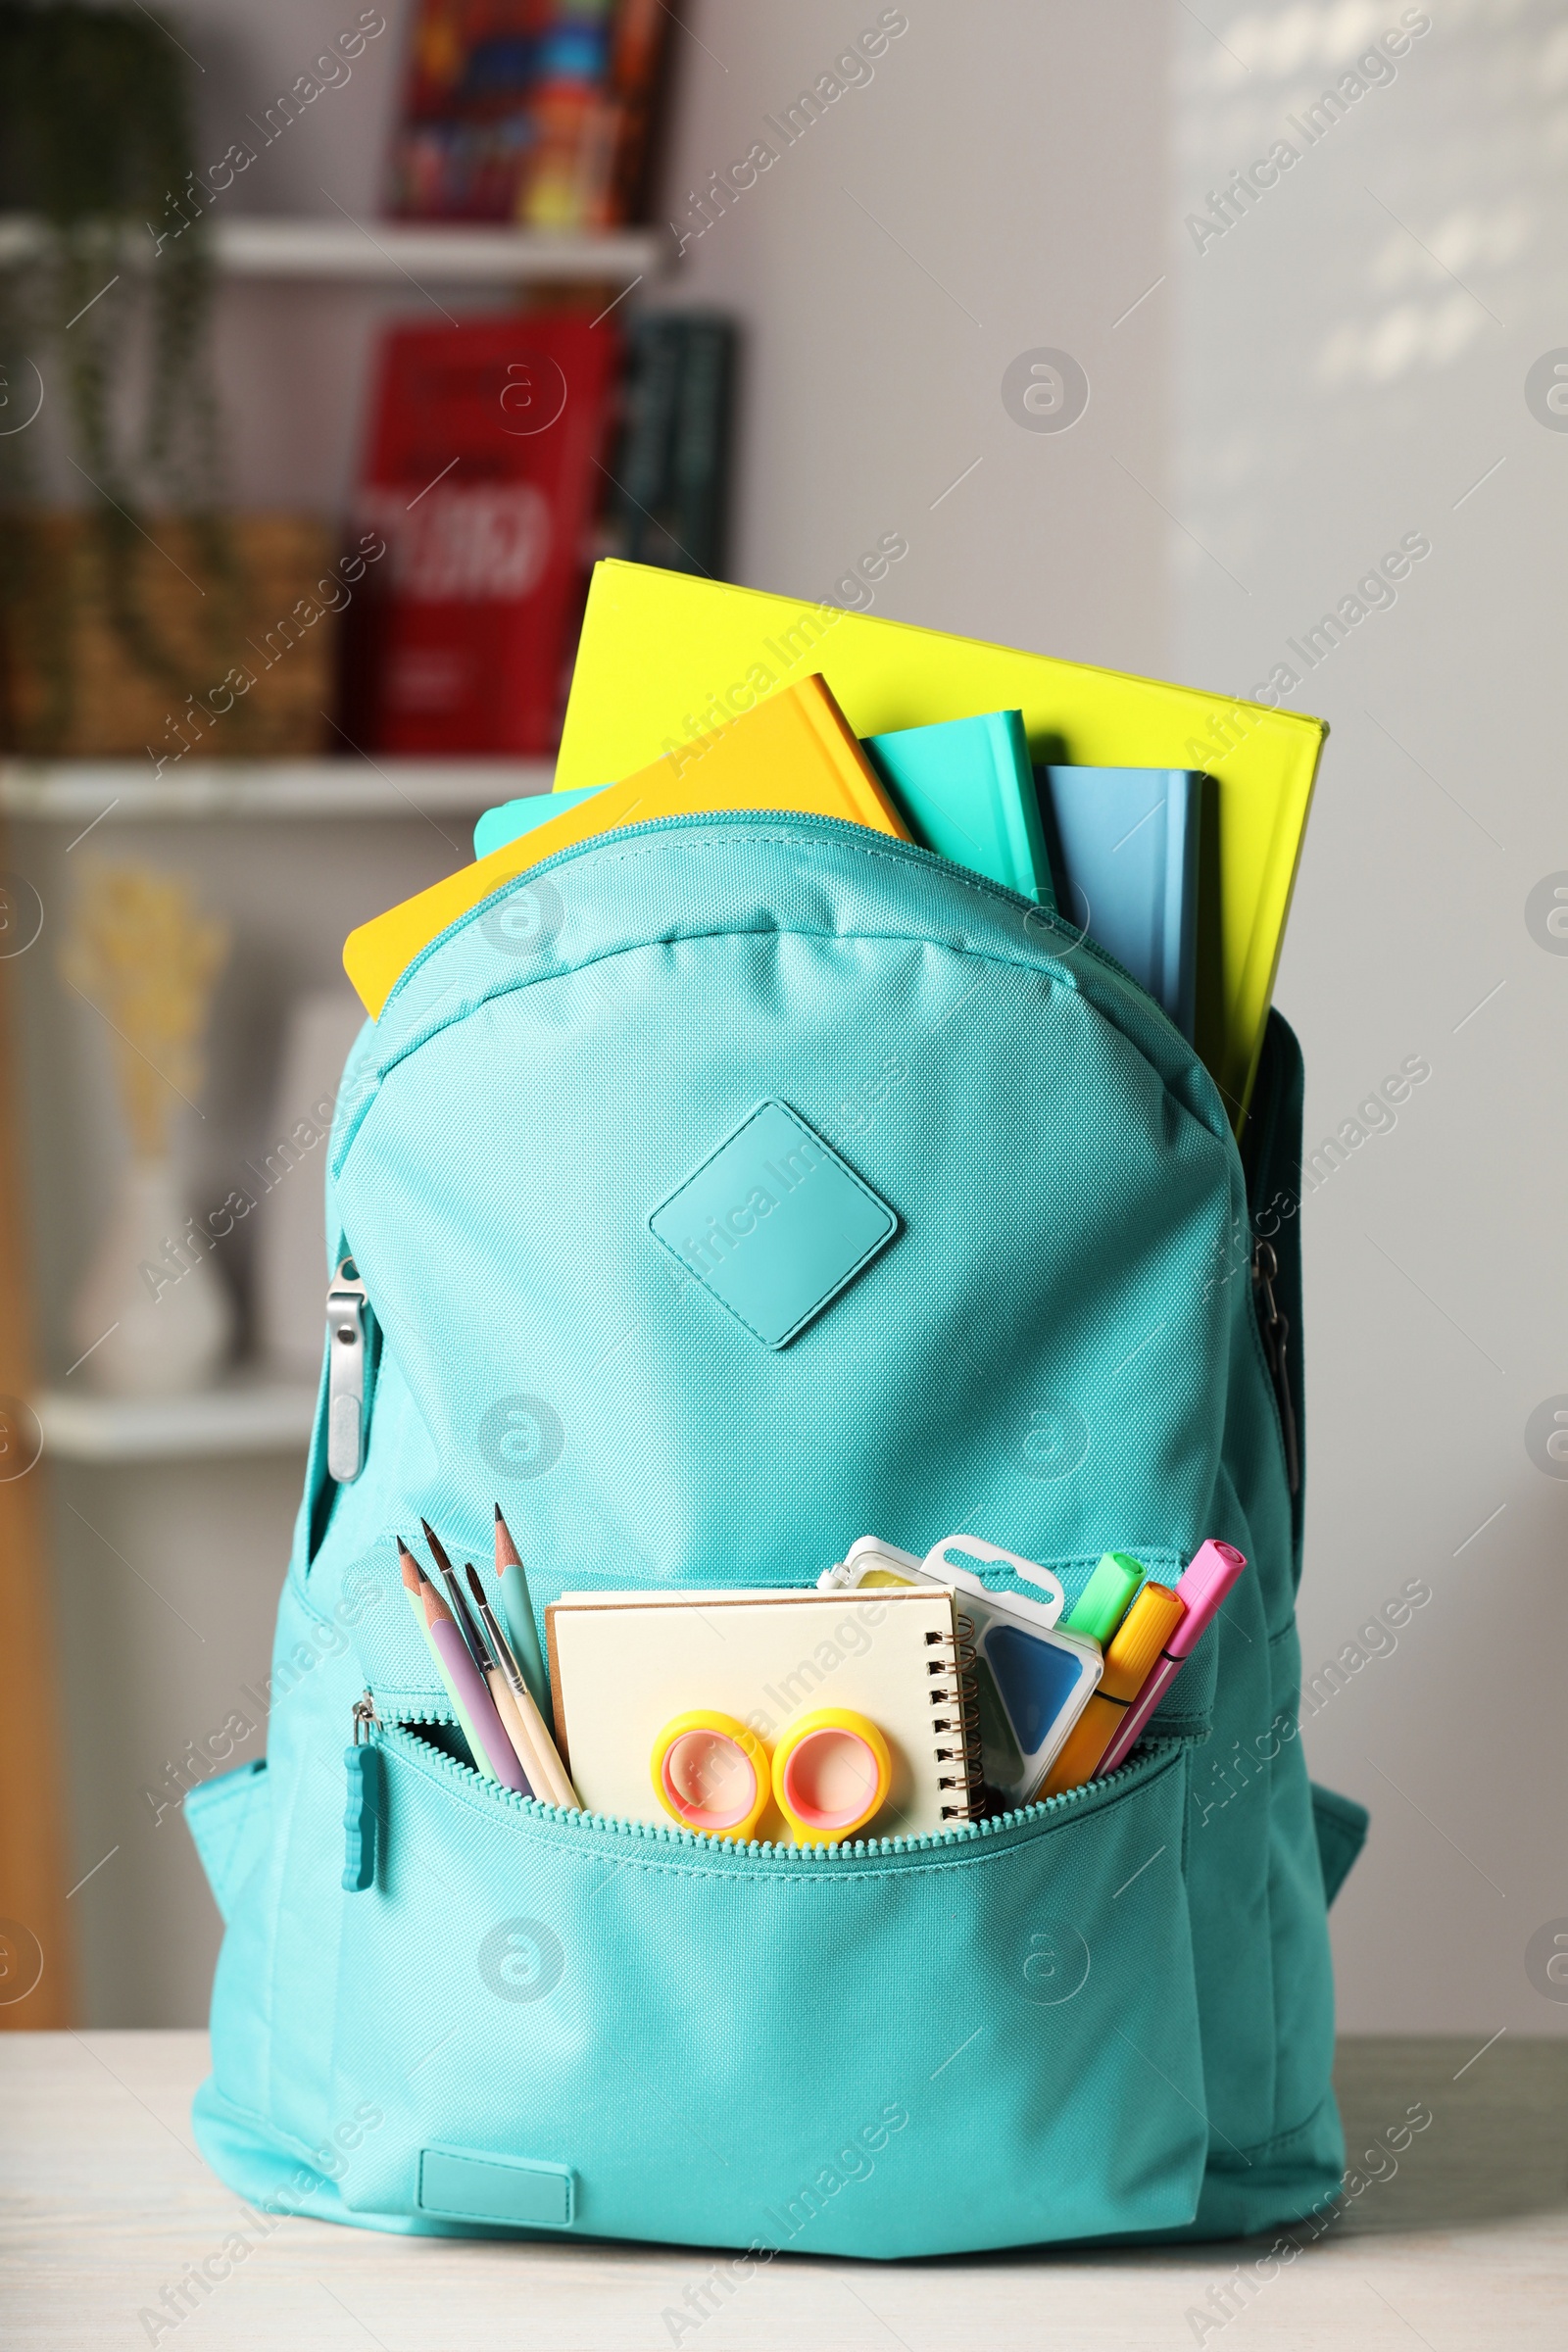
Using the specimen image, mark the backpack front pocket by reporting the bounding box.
[327,1722,1207,2257]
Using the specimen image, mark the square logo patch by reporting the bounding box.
[649,1101,899,1348]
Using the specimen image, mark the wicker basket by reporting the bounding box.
[0,512,345,759]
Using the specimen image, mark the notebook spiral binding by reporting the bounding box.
[927,1611,985,1823]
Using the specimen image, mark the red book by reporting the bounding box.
[345,315,623,755]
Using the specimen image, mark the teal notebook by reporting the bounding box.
[862,710,1055,906]
[1034,766,1202,1040]
[479,713,1058,911]
[474,786,604,859]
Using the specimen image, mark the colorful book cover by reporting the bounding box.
[554,563,1326,1130]
[388,1,549,222]
[339,313,622,757]
[1035,767,1203,1041]
[863,709,1054,906]
[345,673,911,1017]
[388,0,668,225]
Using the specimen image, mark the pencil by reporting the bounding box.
[420,1578,529,1793]
[494,1504,550,1713]
[457,1561,537,1797]
[466,1563,578,1811]
[397,1535,430,1642]
[420,1516,490,1679]
[400,1536,526,1792]
[400,1536,488,1770]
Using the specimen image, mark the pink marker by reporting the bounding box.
[1096,1540,1247,1776]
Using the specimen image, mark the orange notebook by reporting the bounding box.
[343,673,911,1017]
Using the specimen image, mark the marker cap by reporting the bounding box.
[1167,1541,1248,1657]
[1061,1551,1146,1646]
[1100,1583,1185,1699]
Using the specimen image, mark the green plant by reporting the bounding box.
[0,0,233,743]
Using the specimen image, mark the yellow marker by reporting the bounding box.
[555,562,1328,1129]
[651,1710,771,1842]
[772,1708,892,1845]
[342,672,911,1019]
[1037,1582,1185,1800]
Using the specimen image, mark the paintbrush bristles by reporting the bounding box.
[466,1565,522,1683]
[461,1565,499,1668]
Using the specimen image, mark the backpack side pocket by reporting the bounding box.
[186,1759,270,1926]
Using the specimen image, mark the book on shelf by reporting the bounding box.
[337,313,623,756]
[387,0,670,229]
[602,314,737,580]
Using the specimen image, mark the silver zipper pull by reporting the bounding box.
[326,1257,368,1484]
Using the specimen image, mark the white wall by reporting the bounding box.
[658,1,1171,671]
[1172,0,1568,2031]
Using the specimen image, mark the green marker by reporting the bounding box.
[1061,1551,1145,1646]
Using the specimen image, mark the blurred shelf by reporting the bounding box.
[34,1373,317,1463]
[0,215,663,283]
[0,758,553,821]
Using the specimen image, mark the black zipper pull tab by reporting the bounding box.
[1252,1240,1300,1494]
[342,1691,382,1893]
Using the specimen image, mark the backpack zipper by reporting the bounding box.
[1251,1239,1299,1494]
[378,809,1152,1036]
[342,1690,383,1892]
[371,1704,1190,1863]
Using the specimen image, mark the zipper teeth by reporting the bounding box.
[383,808,1153,1029]
[377,1705,1182,1863]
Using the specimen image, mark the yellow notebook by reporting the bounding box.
[555,563,1328,1130]
[343,672,910,1019]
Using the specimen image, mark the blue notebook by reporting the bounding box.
[474,786,604,860]
[862,710,1055,906]
[1035,766,1203,1040]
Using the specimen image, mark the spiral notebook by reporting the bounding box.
[546,1586,979,1839]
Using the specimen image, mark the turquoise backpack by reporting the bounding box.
[186,809,1367,2257]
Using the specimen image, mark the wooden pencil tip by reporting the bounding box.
[494,1506,520,1570]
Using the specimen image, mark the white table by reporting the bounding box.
[2,2033,1563,2347]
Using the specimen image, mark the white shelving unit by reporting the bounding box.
[0,215,664,285]
[0,758,554,822]
[6,757,557,1454]
[1,205,644,1470]
[34,1374,318,1464]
